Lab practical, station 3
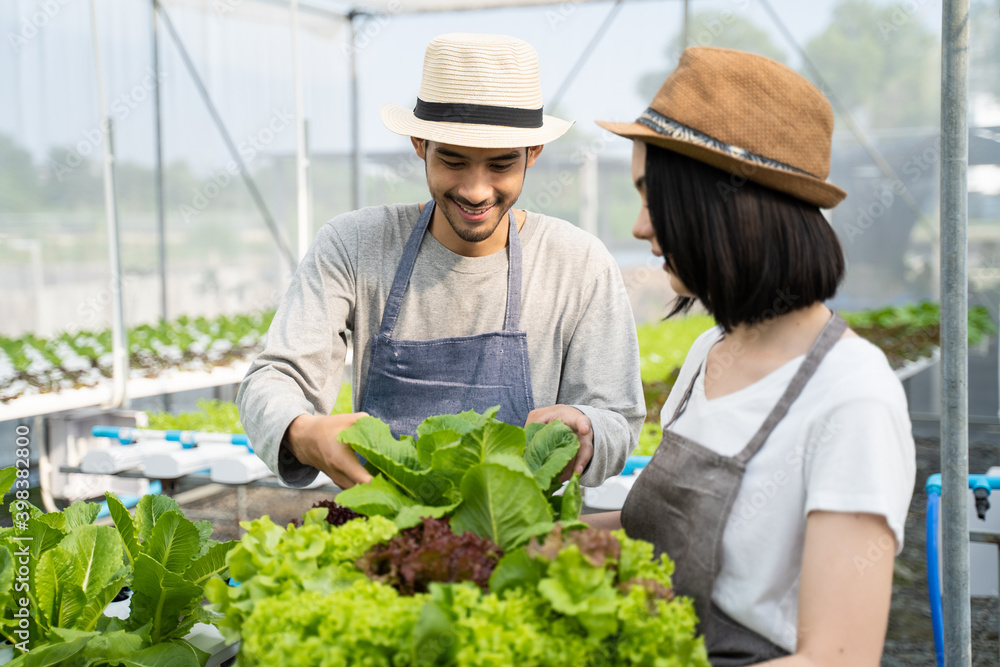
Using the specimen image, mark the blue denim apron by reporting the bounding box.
[359,201,535,438]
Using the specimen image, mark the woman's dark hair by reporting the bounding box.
[644,144,845,332]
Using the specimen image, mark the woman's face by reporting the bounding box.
[631,140,693,297]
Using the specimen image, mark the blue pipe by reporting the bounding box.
[924,472,1000,664]
[925,488,945,667]
[622,455,652,476]
[95,480,162,519]
[91,425,252,452]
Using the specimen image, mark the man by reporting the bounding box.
[237,33,644,491]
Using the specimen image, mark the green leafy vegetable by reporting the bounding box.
[0,466,16,496]
[1,310,275,404]
[339,418,454,505]
[213,505,708,666]
[450,458,553,551]
[335,407,579,549]
[524,422,580,493]
[1,491,236,666]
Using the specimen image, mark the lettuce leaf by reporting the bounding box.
[339,418,454,505]
[450,458,552,551]
[0,466,16,496]
[524,420,579,493]
[416,406,500,437]
[335,474,418,518]
[431,421,526,486]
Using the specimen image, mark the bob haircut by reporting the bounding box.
[644,143,845,332]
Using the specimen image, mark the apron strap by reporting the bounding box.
[503,208,523,331]
[665,360,703,428]
[379,201,523,337]
[379,201,436,337]
[735,311,847,465]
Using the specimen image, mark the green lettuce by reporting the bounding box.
[334,407,581,544]
[213,508,709,666]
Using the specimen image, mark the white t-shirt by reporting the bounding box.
[660,326,916,652]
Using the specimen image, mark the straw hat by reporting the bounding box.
[381,33,574,149]
[598,47,847,208]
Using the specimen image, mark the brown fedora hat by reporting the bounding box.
[598,47,847,208]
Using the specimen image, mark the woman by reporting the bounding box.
[589,48,916,666]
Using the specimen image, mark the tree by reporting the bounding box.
[638,10,787,101]
[804,0,939,129]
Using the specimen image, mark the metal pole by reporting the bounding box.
[152,0,167,322]
[940,0,971,664]
[349,11,363,211]
[683,0,690,49]
[291,0,310,262]
[89,0,128,410]
[579,151,599,238]
[305,118,313,242]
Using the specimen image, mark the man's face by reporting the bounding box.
[414,139,543,244]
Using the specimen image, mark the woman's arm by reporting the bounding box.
[581,511,622,531]
[760,510,896,667]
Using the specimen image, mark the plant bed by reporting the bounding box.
[207,409,709,666]
[0,311,275,403]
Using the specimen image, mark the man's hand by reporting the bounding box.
[285,412,373,489]
[525,405,594,482]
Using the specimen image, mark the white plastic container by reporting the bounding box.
[211,452,273,485]
[142,445,242,479]
[81,440,182,474]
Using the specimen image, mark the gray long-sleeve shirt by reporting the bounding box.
[237,203,645,488]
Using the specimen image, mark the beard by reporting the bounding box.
[439,193,517,244]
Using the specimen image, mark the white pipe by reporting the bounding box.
[291,0,310,263]
[89,0,128,410]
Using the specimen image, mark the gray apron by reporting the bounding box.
[359,200,535,438]
[621,313,847,666]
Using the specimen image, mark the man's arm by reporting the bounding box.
[538,262,645,487]
[236,222,360,487]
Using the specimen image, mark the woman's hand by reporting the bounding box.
[761,511,896,667]
[526,405,594,481]
[582,511,622,531]
[284,412,373,489]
